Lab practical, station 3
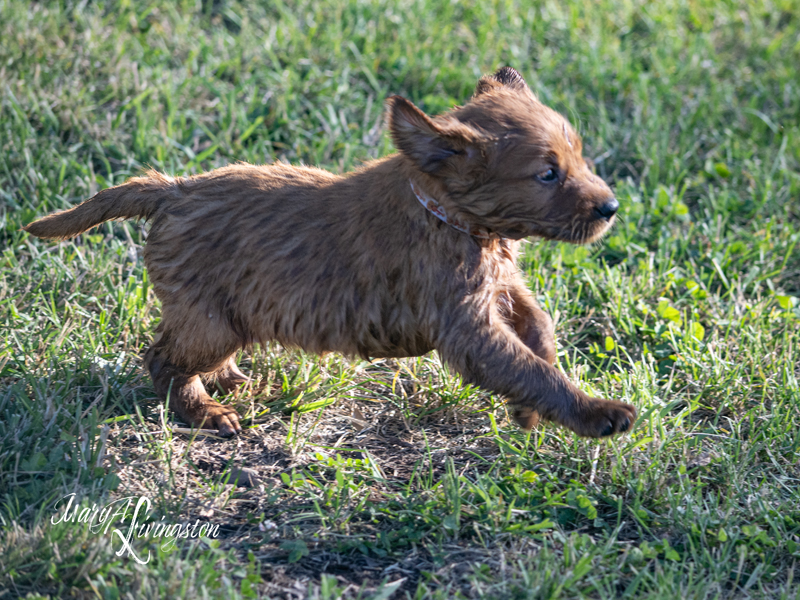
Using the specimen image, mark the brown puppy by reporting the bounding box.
[25,67,636,438]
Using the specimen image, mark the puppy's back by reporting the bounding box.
[144,161,433,357]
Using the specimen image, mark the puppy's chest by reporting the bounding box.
[461,239,522,290]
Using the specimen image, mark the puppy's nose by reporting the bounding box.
[594,198,619,220]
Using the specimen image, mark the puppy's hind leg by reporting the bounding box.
[208,355,251,394]
[144,341,243,437]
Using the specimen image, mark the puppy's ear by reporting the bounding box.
[493,67,528,89]
[387,96,482,173]
[474,66,536,99]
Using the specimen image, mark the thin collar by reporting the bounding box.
[409,180,493,240]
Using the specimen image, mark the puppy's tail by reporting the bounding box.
[24,170,177,240]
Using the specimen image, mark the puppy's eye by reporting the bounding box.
[536,168,558,183]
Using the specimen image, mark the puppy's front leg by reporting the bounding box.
[504,283,556,365]
[500,283,557,428]
[437,307,635,437]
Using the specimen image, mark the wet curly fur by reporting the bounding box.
[24,68,636,438]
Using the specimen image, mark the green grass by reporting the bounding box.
[1,0,799,597]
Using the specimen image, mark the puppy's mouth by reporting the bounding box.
[526,216,615,245]
[495,224,533,240]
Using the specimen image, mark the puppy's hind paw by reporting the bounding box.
[203,402,242,437]
[573,398,636,438]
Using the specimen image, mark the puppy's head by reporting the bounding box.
[388,67,617,244]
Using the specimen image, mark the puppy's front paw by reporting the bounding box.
[202,402,242,437]
[572,398,636,437]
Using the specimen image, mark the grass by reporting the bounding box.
[1,0,799,597]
